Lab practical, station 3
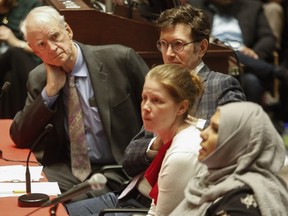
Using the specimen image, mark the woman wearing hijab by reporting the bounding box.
[171,101,288,216]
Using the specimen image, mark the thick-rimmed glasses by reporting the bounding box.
[156,40,198,53]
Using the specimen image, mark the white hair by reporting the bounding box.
[20,6,66,39]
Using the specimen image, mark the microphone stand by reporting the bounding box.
[49,203,59,216]
[0,81,11,101]
[24,173,107,215]
[18,124,53,207]
[24,203,59,216]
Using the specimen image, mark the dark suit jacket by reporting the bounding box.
[122,65,246,176]
[10,42,149,166]
[189,0,276,60]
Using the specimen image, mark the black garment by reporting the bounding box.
[188,0,279,107]
[116,187,151,209]
[0,47,41,118]
[236,51,274,104]
[205,185,261,216]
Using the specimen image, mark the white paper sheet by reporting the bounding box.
[0,182,61,197]
[0,165,43,182]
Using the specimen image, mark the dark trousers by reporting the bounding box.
[236,51,275,104]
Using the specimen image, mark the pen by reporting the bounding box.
[13,190,25,194]
[0,190,25,194]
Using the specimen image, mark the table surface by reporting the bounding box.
[0,119,68,216]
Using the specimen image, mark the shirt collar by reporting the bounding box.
[71,43,87,78]
[194,61,205,74]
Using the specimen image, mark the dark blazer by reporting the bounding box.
[189,0,276,60]
[10,42,149,166]
[122,65,246,176]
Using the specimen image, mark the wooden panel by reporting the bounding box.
[204,43,236,74]
[43,0,236,73]
[44,0,160,67]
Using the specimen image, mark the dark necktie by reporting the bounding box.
[67,75,91,182]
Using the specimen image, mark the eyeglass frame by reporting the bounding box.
[156,39,199,53]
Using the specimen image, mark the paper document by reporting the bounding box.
[0,182,61,197]
[0,165,43,182]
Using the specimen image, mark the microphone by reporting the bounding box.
[0,81,11,100]
[42,173,107,207]
[18,124,54,207]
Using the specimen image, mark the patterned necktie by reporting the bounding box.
[67,75,91,182]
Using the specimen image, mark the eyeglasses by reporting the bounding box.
[156,40,198,53]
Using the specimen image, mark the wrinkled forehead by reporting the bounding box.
[25,17,64,38]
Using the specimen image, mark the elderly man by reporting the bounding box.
[10,6,149,196]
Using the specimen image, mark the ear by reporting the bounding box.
[65,22,73,39]
[177,100,189,116]
[27,42,40,57]
[198,39,209,58]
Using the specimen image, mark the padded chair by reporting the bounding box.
[96,165,150,215]
[83,164,132,199]
[262,51,280,105]
[99,165,132,192]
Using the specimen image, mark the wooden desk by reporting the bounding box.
[0,120,68,216]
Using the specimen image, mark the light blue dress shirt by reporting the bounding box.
[42,43,114,164]
[212,14,243,50]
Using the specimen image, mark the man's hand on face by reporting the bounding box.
[44,64,67,97]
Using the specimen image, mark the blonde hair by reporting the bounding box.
[146,64,203,118]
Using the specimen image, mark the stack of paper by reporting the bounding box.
[0,165,43,182]
[0,165,61,197]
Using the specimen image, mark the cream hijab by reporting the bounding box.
[171,102,288,216]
